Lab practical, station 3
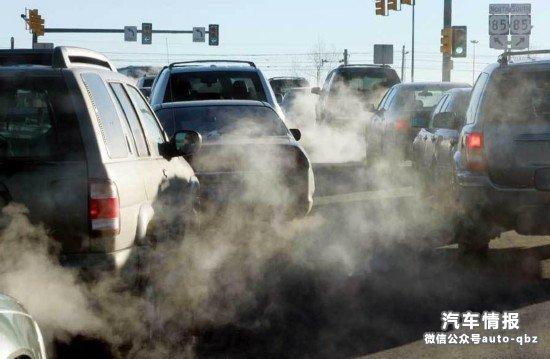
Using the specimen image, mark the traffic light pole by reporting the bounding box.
[442,0,452,82]
[411,0,415,82]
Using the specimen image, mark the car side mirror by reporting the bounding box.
[289,128,302,141]
[311,87,321,95]
[171,130,202,157]
[275,93,284,104]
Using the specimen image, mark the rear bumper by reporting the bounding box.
[198,166,315,217]
[457,171,550,233]
[59,246,134,272]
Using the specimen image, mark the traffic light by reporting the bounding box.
[388,0,398,11]
[401,0,413,5]
[142,23,152,45]
[27,9,45,36]
[209,24,219,46]
[441,27,452,56]
[452,26,467,58]
[375,0,386,16]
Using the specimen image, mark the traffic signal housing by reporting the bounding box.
[209,24,219,46]
[375,0,386,16]
[452,26,468,58]
[388,0,398,11]
[28,9,45,36]
[441,27,452,56]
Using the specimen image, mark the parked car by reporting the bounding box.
[137,75,156,98]
[311,64,401,126]
[0,47,201,275]
[154,100,315,217]
[453,51,550,254]
[0,293,46,359]
[366,82,469,165]
[280,87,317,128]
[149,60,286,121]
[269,77,310,103]
[412,87,471,190]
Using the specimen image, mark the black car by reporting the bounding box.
[269,77,310,102]
[312,64,401,126]
[453,51,550,254]
[154,100,315,217]
[366,82,469,165]
[412,87,471,190]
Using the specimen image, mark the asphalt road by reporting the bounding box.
[55,162,550,358]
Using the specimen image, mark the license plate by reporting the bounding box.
[535,168,550,191]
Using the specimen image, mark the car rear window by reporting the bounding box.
[484,69,550,123]
[0,75,83,160]
[392,87,453,111]
[270,79,309,94]
[163,71,267,103]
[336,68,400,93]
[157,105,287,138]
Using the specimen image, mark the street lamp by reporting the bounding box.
[470,40,479,85]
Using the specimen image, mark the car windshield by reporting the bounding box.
[0,76,81,159]
[164,71,267,103]
[392,87,450,112]
[158,105,288,139]
[485,69,550,122]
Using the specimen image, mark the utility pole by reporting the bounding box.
[343,49,349,66]
[442,0,452,82]
[470,39,479,85]
[411,0,416,82]
[401,45,409,82]
[10,37,14,49]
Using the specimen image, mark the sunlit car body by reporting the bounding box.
[0,47,199,274]
[412,88,471,189]
[453,56,550,254]
[0,293,46,359]
[154,100,314,217]
[366,82,469,164]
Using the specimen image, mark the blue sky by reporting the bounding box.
[2,0,548,84]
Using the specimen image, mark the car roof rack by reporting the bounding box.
[269,76,306,80]
[498,49,550,67]
[0,46,117,72]
[169,60,256,68]
[339,63,391,68]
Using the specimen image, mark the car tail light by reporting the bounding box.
[89,180,120,236]
[465,132,486,172]
[395,119,411,133]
